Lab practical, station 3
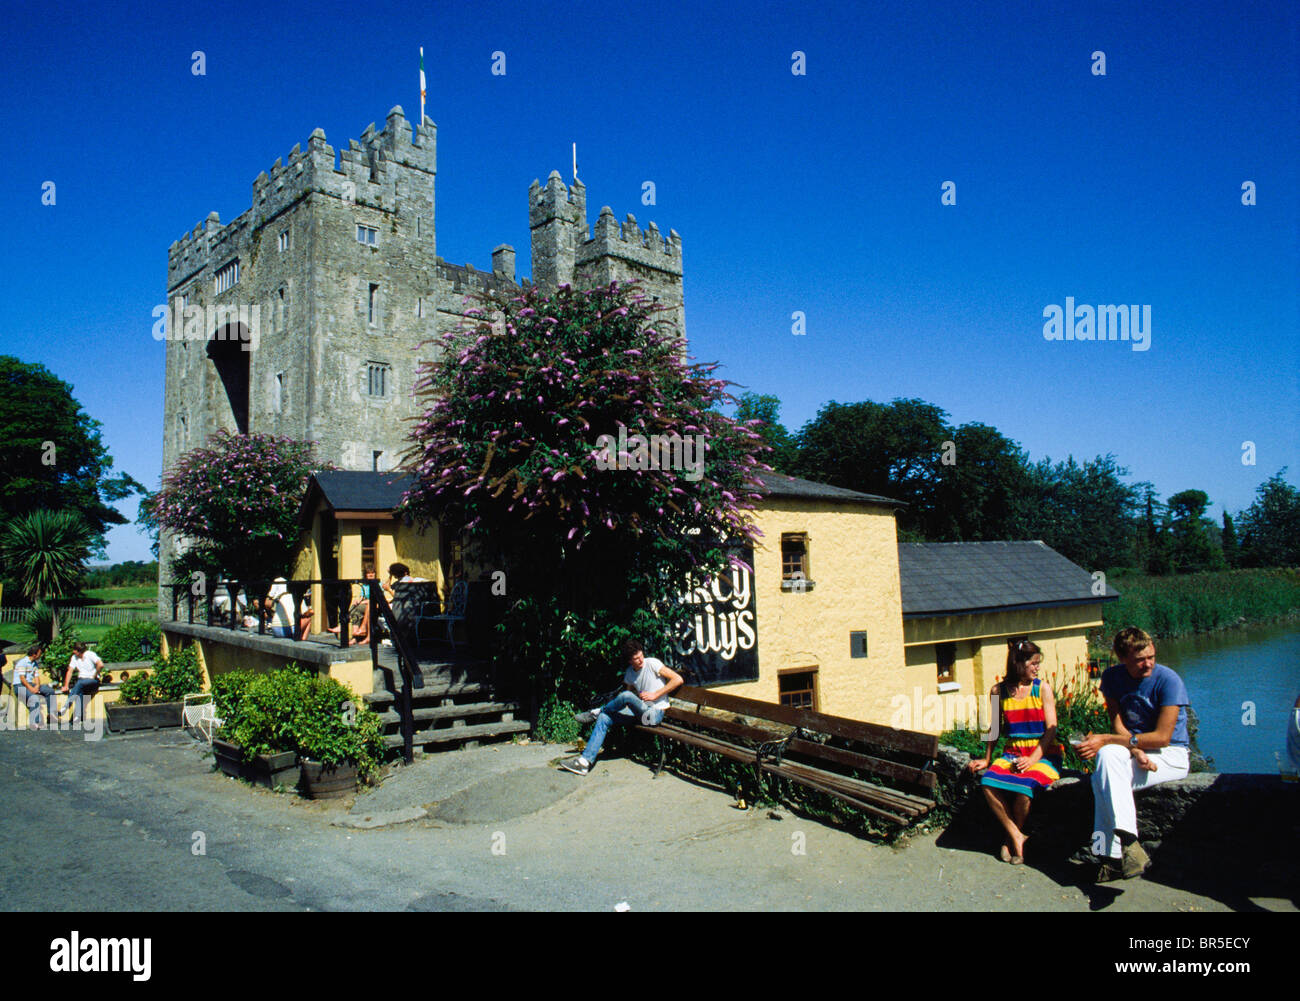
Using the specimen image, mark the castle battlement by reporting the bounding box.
[168,106,437,284]
[583,206,682,274]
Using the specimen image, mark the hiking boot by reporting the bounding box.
[1095,859,1125,883]
[559,756,589,776]
[1122,840,1151,878]
[572,710,598,726]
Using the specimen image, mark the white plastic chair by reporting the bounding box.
[182,693,223,743]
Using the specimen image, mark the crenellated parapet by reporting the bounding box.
[579,206,682,277]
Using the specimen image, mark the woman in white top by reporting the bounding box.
[60,642,103,725]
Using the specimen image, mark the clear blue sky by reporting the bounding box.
[3,0,1296,564]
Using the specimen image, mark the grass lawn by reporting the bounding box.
[0,621,115,651]
[80,585,156,606]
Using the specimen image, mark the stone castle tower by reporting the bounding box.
[160,105,684,577]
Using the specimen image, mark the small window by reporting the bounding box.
[781,533,811,590]
[372,450,384,471]
[272,373,284,413]
[368,283,380,325]
[416,296,424,319]
[366,363,389,398]
[278,287,287,330]
[214,260,239,294]
[936,642,957,684]
[778,670,818,711]
[356,224,379,246]
[416,216,422,238]
[360,526,379,572]
[850,631,868,658]
[278,229,289,252]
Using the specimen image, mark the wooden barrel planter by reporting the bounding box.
[105,701,184,733]
[299,758,358,800]
[212,739,300,790]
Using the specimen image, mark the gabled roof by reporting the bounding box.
[897,540,1119,617]
[756,471,903,507]
[298,470,415,525]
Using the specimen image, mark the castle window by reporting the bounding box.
[416,297,424,319]
[278,229,289,252]
[356,225,379,246]
[366,363,389,398]
[278,286,288,330]
[272,373,284,414]
[416,216,422,238]
[372,450,384,472]
[368,284,380,325]
[214,260,239,294]
[778,670,818,712]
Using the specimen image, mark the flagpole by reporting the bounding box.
[419,47,426,128]
[572,142,577,182]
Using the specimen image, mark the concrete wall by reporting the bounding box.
[717,499,906,725]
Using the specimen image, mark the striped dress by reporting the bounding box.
[980,678,1061,798]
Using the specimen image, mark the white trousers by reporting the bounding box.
[1091,743,1190,859]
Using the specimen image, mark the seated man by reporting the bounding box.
[560,639,683,776]
[14,645,55,730]
[59,641,104,725]
[1076,626,1191,882]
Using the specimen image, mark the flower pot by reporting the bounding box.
[105,701,184,733]
[212,738,300,790]
[299,758,358,800]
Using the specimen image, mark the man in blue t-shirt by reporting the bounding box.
[1077,627,1191,882]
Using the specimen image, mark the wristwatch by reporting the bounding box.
[1129,731,1141,748]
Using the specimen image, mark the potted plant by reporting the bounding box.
[212,668,305,790]
[104,647,203,732]
[293,675,385,800]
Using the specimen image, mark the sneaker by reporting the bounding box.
[1069,845,1100,866]
[572,709,598,725]
[559,756,589,776]
[1121,841,1151,878]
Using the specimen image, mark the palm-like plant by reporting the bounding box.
[1,509,91,640]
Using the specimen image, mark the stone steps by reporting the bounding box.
[368,656,529,752]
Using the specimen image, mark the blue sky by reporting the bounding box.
[3,0,1296,564]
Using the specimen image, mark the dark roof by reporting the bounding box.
[756,472,903,507]
[298,470,415,525]
[897,540,1120,617]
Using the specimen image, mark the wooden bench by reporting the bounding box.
[632,684,939,826]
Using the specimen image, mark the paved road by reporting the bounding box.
[0,726,1291,912]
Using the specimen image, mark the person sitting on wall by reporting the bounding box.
[14,645,55,730]
[328,565,377,645]
[967,639,1061,864]
[560,639,683,776]
[1075,626,1191,882]
[263,578,299,639]
[382,563,428,649]
[58,642,104,725]
[298,591,315,641]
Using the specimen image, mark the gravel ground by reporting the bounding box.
[1,727,1292,912]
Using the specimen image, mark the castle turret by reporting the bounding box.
[529,171,587,291]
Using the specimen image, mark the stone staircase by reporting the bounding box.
[365,652,529,752]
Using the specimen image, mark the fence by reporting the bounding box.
[0,606,157,626]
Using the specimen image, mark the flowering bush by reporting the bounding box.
[143,431,327,582]
[403,281,771,698]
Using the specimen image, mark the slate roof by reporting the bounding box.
[756,472,903,507]
[897,540,1120,617]
[298,470,415,525]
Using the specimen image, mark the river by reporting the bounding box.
[1155,621,1300,774]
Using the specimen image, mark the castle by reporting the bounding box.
[160,104,685,548]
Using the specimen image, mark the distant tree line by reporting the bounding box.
[83,560,161,589]
[736,393,1300,574]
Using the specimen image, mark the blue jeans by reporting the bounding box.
[22,685,55,725]
[582,691,663,763]
[65,679,100,724]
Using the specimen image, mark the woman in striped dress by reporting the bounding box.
[967,639,1061,864]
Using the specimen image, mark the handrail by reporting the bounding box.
[162,576,428,766]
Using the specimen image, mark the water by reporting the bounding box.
[1154,622,1300,774]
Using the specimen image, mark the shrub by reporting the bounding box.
[220,668,310,759]
[292,675,385,779]
[25,601,55,646]
[117,646,203,705]
[41,625,84,684]
[210,669,257,720]
[96,619,161,663]
[534,694,582,745]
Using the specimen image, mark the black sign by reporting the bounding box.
[673,546,758,685]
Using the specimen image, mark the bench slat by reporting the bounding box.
[774,759,931,816]
[675,685,938,759]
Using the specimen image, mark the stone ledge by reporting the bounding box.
[162,621,370,666]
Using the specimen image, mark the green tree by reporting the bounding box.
[1165,489,1225,572]
[143,431,327,583]
[0,356,143,557]
[735,393,798,473]
[793,398,949,538]
[1237,470,1300,568]
[1221,511,1239,569]
[1019,455,1142,571]
[402,282,768,702]
[0,509,92,639]
[929,422,1034,541]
